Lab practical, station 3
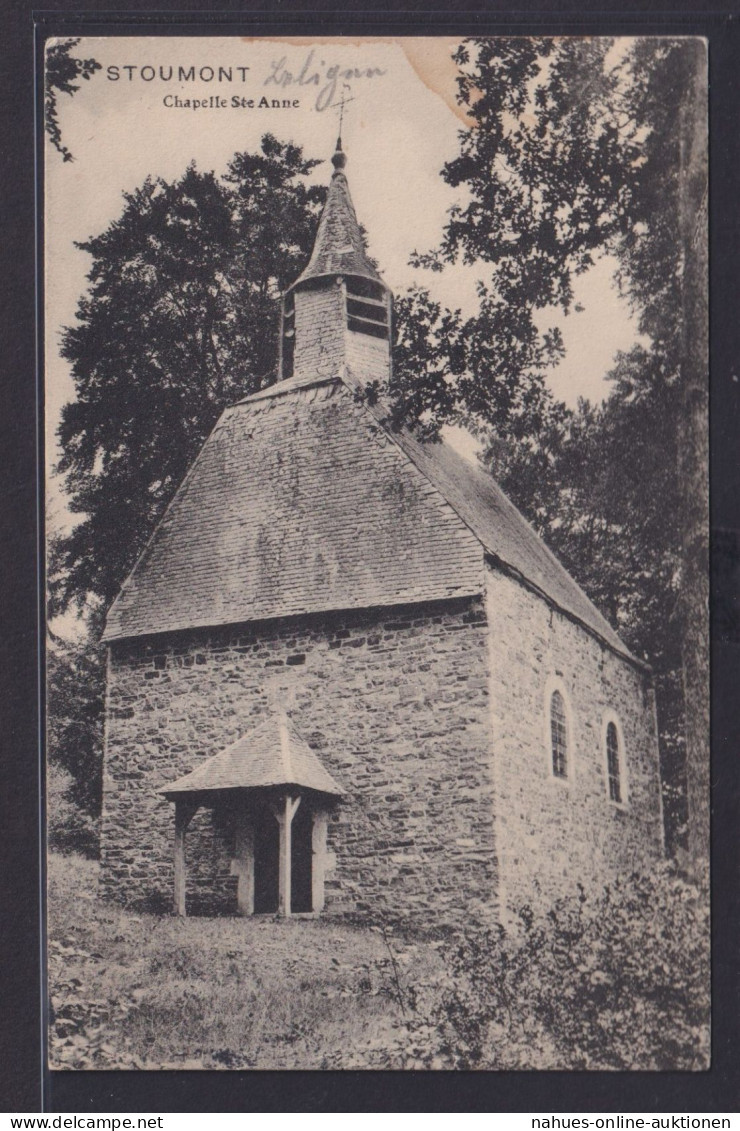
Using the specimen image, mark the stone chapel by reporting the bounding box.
[99,139,664,922]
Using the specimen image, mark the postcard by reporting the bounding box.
[44,33,709,1073]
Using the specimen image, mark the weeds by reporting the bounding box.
[47,854,709,1071]
[46,852,416,1070]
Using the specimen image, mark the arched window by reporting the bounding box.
[550,690,568,779]
[605,720,623,803]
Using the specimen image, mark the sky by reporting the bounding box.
[45,35,644,534]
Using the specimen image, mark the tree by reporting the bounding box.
[49,137,326,833]
[51,136,326,617]
[387,286,564,443]
[392,37,707,874]
[46,626,105,848]
[51,45,707,863]
[45,38,101,162]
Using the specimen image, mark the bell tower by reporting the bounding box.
[280,139,393,387]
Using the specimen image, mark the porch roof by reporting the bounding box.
[160,717,344,798]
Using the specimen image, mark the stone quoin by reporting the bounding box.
[99,138,664,921]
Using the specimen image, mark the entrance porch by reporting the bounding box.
[160,717,343,918]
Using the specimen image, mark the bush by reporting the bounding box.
[46,630,105,819]
[47,762,99,857]
[356,864,710,1071]
[427,863,710,1070]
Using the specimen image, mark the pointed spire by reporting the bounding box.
[288,139,384,291]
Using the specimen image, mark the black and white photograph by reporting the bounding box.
[44,34,709,1073]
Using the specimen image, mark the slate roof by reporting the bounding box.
[103,374,485,643]
[160,716,343,797]
[103,369,638,665]
[289,141,385,291]
[371,400,631,659]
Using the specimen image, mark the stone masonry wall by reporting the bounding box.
[101,597,497,921]
[485,565,664,915]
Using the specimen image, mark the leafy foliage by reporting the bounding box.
[338,865,709,1071]
[387,37,705,854]
[47,628,105,827]
[431,865,709,1070]
[46,762,99,857]
[51,137,325,615]
[431,37,701,361]
[387,286,563,442]
[47,852,708,1071]
[45,39,101,162]
[49,42,706,858]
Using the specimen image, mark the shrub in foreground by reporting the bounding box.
[355,864,709,1071]
[429,864,710,1070]
[47,762,99,857]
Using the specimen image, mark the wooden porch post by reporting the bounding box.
[273,794,301,917]
[173,799,198,917]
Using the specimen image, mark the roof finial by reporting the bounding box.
[331,135,347,174]
[331,85,354,173]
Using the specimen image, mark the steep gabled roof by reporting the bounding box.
[102,374,485,643]
[289,141,384,291]
[103,370,639,666]
[160,716,343,797]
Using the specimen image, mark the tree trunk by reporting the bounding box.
[677,40,709,887]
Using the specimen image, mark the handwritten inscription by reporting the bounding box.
[264,50,386,112]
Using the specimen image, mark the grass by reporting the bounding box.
[48,852,707,1071]
[47,852,437,1070]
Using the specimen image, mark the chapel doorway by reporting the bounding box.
[252,802,313,914]
[253,807,280,914]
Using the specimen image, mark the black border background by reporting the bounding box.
[2,3,739,1113]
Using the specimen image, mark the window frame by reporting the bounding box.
[543,676,574,785]
[601,712,629,808]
